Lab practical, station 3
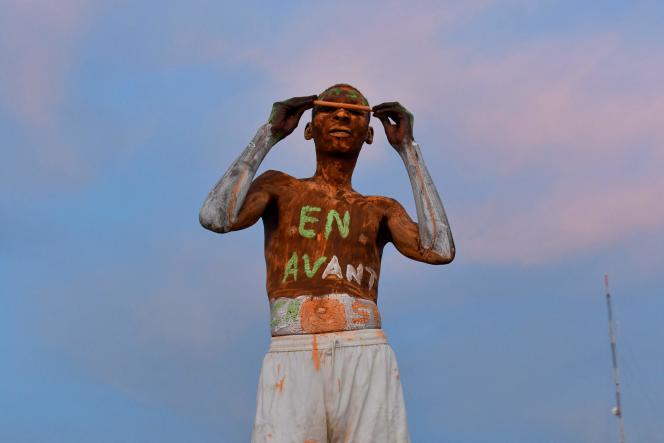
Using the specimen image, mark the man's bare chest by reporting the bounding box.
[268,191,383,250]
[263,188,386,293]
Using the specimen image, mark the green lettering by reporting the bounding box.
[298,206,321,239]
[303,254,327,278]
[282,251,298,282]
[324,210,350,239]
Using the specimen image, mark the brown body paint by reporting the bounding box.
[201,84,455,335]
[262,180,388,302]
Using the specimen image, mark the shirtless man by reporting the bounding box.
[200,84,454,443]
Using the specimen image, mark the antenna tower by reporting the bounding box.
[604,274,626,443]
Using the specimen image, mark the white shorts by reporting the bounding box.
[251,329,410,443]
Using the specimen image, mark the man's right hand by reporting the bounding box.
[268,95,317,141]
[372,102,414,149]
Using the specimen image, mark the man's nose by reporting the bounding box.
[333,108,350,120]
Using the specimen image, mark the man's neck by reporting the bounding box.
[313,151,358,191]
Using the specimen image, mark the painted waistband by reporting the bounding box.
[269,293,382,336]
[269,329,388,352]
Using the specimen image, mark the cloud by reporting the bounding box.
[0,0,96,188]
[462,176,664,264]
[27,232,269,426]
[249,1,495,103]
[132,1,664,265]
[208,2,664,265]
[449,36,664,264]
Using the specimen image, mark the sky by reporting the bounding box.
[2,0,663,441]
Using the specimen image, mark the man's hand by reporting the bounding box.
[268,95,317,141]
[372,102,414,148]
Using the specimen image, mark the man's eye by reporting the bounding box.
[318,106,334,113]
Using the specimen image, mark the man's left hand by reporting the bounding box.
[372,102,414,148]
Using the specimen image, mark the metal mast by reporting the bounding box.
[604,274,626,443]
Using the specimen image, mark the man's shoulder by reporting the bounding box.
[354,193,405,214]
[361,194,402,207]
[256,169,296,183]
[254,169,298,189]
[253,170,320,200]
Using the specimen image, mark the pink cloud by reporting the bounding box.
[446,38,664,264]
[246,8,664,265]
[461,176,664,264]
[169,2,664,266]
[453,36,664,169]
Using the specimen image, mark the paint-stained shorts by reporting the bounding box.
[251,329,410,443]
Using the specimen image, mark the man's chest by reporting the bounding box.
[263,189,386,294]
[270,193,383,250]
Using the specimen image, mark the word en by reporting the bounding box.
[298,206,350,240]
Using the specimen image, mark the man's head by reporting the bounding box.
[305,84,373,156]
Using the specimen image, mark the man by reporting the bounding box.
[200,84,454,442]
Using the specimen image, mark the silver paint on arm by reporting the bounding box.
[398,140,454,259]
[199,123,276,233]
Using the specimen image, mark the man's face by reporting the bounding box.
[306,86,372,155]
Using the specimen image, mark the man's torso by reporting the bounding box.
[262,172,392,304]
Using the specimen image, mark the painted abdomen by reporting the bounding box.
[269,294,381,336]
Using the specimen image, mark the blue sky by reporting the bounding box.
[2,1,663,441]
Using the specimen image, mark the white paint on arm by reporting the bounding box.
[199,123,276,233]
[398,140,455,260]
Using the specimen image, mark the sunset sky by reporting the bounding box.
[2,1,663,441]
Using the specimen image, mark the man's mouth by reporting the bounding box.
[329,127,352,138]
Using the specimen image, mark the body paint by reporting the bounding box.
[365,266,378,290]
[282,253,377,289]
[398,140,454,259]
[300,298,347,334]
[321,255,343,280]
[282,251,298,282]
[345,263,364,285]
[199,123,276,232]
[298,206,321,239]
[284,299,302,323]
[270,299,287,328]
[303,254,327,278]
[324,210,350,240]
[269,294,381,336]
[351,301,370,324]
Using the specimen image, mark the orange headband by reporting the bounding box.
[313,100,371,112]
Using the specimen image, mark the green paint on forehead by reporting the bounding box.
[318,85,369,106]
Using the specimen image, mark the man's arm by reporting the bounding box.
[373,102,455,263]
[199,95,316,233]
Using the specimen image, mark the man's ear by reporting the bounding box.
[304,122,313,140]
[365,126,374,145]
